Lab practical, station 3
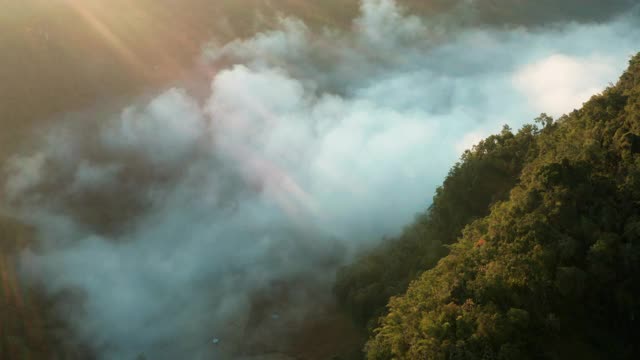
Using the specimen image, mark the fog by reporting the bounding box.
[2,0,639,358]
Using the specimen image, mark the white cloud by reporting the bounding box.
[513,54,621,117]
[71,161,121,191]
[455,131,486,153]
[102,88,206,166]
[5,152,46,199]
[4,1,640,358]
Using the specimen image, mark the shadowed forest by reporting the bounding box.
[2,1,640,359]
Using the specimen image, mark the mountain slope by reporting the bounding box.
[335,124,538,329]
[364,53,640,359]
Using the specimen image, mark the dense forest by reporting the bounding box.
[2,54,639,360]
[337,53,640,359]
[1,3,639,355]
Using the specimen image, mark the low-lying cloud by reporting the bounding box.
[3,0,639,358]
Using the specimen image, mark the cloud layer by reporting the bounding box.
[3,0,639,358]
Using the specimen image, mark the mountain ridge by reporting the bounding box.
[337,53,640,359]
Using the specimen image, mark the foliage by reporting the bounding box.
[335,122,539,329]
[364,54,640,359]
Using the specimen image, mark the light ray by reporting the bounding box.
[63,0,148,76]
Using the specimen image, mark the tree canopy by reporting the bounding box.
[337,54,640,359]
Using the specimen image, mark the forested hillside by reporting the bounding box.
[2,51,638,360]
[335,124,539,328]
[338,53,640,359]
[2,1,639,359]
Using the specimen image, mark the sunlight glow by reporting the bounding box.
[63,0,147,74]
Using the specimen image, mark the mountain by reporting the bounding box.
[2,3,639,357]
[338,53,640,359]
